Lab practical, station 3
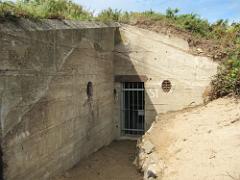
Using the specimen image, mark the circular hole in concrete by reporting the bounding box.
[162,80,171,93]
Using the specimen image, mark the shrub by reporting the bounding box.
[96,8,122,22]
[137,10,164,21]
[176,13,211,36]
[166,8,179,19]
[210,19,228,39]
[211,49,240,99]
[0,1,19,18]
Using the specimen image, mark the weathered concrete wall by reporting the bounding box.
[0,20,219,179]
[0,19,116,180]
[114,25,218,132]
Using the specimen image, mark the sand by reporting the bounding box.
[138,97,240,180]
[53,140,143,180]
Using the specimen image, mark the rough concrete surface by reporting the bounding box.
[0,19,220,180]
[137,97,240,180]
[114,24,218,132]
[53,140,143,180]
[0,19,117,180]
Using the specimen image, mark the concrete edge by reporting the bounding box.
[0,18,120,32]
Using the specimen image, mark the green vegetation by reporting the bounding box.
[96,8,123,22]
[96,8,240,99]
[0,0,240,99]
[0,0,92,20]
[211,49,240,99]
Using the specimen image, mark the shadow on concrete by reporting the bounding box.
[113,28,157,136]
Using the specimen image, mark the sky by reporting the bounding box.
[74,0,240,23]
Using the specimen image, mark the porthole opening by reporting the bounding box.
[87,82,93,99]
[162,80,171,93]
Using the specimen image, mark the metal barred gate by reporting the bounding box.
[121,82,145,135]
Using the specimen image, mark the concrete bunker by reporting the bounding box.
[113,24,218,138]
[0,19,217,180]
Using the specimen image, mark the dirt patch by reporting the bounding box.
[53,140,143,180]
[137,97,240,180]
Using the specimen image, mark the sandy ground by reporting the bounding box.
[53,140,143,180]
[138,97,240,180]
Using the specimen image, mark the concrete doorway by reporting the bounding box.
[121,82,145,136]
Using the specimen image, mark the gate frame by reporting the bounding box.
[120,82,145,136]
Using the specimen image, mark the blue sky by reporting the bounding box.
[75,0,240,23]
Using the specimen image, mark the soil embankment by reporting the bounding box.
[137,98,240,180]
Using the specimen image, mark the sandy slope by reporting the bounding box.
[137,98,240,180]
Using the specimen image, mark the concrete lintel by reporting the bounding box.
[114,75,148,82]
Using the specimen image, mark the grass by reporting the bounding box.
[0,0,93,20]
[0,1,240,99]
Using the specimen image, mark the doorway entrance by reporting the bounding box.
[121,82,145,136]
